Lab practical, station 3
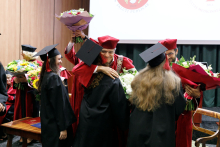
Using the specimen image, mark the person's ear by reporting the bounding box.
[176,48,178,55]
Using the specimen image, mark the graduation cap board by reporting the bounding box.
[22,45,37,52]
[33,44,60,61]
[139,43,168,67]
[76,39,103,66]
[5,70,13,76]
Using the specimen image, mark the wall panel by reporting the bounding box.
[0,0,20,66]
[20,0,54,55]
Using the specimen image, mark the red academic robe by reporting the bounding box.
[0,85,16,124]
[65,46,86,136]
[60,67,72,80]
[13,76,35,120]
[65,45,135,138]
[175,57,203,147]
[175,92,203,147]
[13,60,42,120]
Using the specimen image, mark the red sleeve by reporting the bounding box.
[60,69,72,79]
[72,62,97,87]
[7,94,14,102]
[122,56,135,70]
[64,45,80,65]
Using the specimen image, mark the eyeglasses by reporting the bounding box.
[101,50,115,55]
[165,52,174,56]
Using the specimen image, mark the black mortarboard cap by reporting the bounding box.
[139,43,168,67]
[33,44,61,61]
[76,39,103,66]
[21,45,37,52]
[5,70,13,76]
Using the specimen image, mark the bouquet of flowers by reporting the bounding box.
[55,8,94,43]
[26,67,41,88]
[119,68,138,99]
[6,60,41,76]
[26,67,41,101]
[172,56,220,110]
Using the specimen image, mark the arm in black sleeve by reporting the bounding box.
[47,75,67,132]
[0,63,8,115]
[109,78,130,131]
[175,84,187,120]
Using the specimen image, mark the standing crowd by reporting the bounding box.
[0,30,203,147]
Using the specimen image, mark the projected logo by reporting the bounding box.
[117,0,149,10]
[191,0,220,13]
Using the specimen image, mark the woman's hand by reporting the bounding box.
[14,77,20,83]
[75,30,86,39]
[17,75,27,83]
[70,30,86,43]
[59,130,67,140]
[185,84,201,98]
[0,103,5,112]
[97,66,119,79]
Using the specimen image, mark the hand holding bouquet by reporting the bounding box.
[56,8,94,43]
[119,68,138,99]
[172,55,220,110]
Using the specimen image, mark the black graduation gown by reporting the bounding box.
[0,62,7,116]
[127,87,186,147]
[73,74,130,147]
[40,72,76,147]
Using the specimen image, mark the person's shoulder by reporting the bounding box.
[101,74,120,85]
[45,72,60,82]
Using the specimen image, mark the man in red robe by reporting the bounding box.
[161,39,202,147]
[65,31,135,141]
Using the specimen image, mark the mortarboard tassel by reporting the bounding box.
[46,55,52,72]
[163,55,171,71]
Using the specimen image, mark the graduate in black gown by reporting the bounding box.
[72,40,130,147]
[127,43,186,147]
[34,44,76,147]
[0,62,7,115]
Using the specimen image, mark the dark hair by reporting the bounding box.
[174,48,178,52]
[37,56,59,92]
[92,54,104,66]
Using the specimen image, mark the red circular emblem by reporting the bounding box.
[117,0,149,10]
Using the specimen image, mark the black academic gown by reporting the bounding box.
[127,87,186,147]
[40,72,76,147]
[0,62,7,116]
[73,74,130,147]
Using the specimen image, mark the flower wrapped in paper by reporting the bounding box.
[171,56,220,110]
[55,8,94,43]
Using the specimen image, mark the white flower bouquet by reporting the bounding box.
[119,68,138,99]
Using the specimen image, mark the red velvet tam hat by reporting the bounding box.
[97,35,119,49]
[158,38,177,50]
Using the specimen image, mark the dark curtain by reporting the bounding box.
[116,44,220,107]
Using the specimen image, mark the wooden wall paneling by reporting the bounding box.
[54,0,82,70]
[81,0,90,35]
[20,0,54,60]
[0,0,20,67]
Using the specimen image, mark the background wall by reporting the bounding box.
[0,0,89,70]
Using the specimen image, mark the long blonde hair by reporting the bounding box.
[130,60,181,112]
